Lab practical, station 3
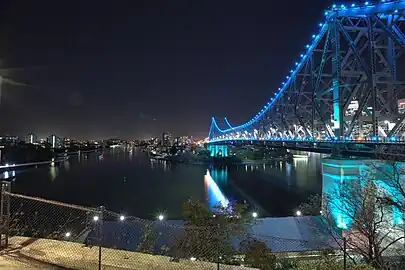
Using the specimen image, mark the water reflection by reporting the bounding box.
[64,160,70,171]
[50,166,58,181]
[204,169,229,211]
[150,159,169,171]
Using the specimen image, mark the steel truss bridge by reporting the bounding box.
[208,1,405,156]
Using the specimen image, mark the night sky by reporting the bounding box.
[0,0,339,140]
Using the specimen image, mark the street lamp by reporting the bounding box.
[296,210,302,216]
[157,214,164,221]
[93,215,99,222]
[252,212,258,218]
[119,215,125,221]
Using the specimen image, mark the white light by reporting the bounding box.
[65,232,71,237]
[120,215,125,221]
[212,214,216,218]
[158,214,164,221]
[320,210,323,214]
[252,212,258,218]
[93,216,99,221]
[190,257,196,261]
[296,210,302,216]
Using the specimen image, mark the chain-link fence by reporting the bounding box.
[0,181,319,269]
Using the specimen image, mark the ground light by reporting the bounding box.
[296,210,302,216]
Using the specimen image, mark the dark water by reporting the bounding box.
[2,147,324,219]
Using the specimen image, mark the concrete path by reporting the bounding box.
[7,236,256,270]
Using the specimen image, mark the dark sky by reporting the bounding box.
[0,0,336,140]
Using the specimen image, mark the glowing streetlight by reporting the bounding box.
[252,212,258,218]
[93,215,99,221]
[65,232,71,237]
[190,257,196,261]
[296,210,302,216]
[157,214,164,221]
[119,215,125,221]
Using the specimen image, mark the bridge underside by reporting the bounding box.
[207,139,405,160]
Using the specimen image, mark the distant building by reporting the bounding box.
[0,136,19,146]
[63,137,71,148]
[399,99,405,114]
[162,132,172,147]
[47,134,63,149]
[25,133,38,144]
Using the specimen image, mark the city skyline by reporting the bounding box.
[0,0,335,139]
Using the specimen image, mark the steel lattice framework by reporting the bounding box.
[208,1,405,145]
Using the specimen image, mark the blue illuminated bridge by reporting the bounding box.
[207,1,405,159]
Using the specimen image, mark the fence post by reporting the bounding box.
[0,181,10,249]
[98,206,104,270]
[343,237,347,270]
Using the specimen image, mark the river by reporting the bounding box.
[1,147,325,219]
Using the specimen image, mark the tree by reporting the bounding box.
[300,177,404,268]
[240,237,276,269]
[137,223,159,254]
[173,199,255,264]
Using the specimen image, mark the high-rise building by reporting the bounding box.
[64,137,71,148]
[47,134,63,149]
[162,132,172,147]
[398,99,405,114]
[25,133,38,144]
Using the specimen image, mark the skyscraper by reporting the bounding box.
[162,132,172,147]
[25,133,38,144]
[47,134,63,149]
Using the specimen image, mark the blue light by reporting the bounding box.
[341,4,345,9]
[282,82,285,85]
[278,88,281,90]
[332,4,336,8]
[286,76,289,79]
[351,3,355,7]
[290,69,293,73]
[306,44,310,48]
[295,62,298,65]
[300,54,304,58]
[312,34,316,38]
[319,23,323,27]
[365,1,369,5]
[395,9,398,13]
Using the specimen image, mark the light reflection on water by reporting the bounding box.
[204,169,229,211]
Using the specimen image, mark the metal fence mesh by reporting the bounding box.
[0,189,312,269]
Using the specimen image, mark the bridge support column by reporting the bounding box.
[322,158,404,229]
[207,145,228,157]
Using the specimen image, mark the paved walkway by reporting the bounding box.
[7,236,255,269]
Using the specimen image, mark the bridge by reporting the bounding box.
[207,1,405,158]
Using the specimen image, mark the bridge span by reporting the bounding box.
[207,1,405,158]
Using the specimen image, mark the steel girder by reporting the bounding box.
[209,6,405,142]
